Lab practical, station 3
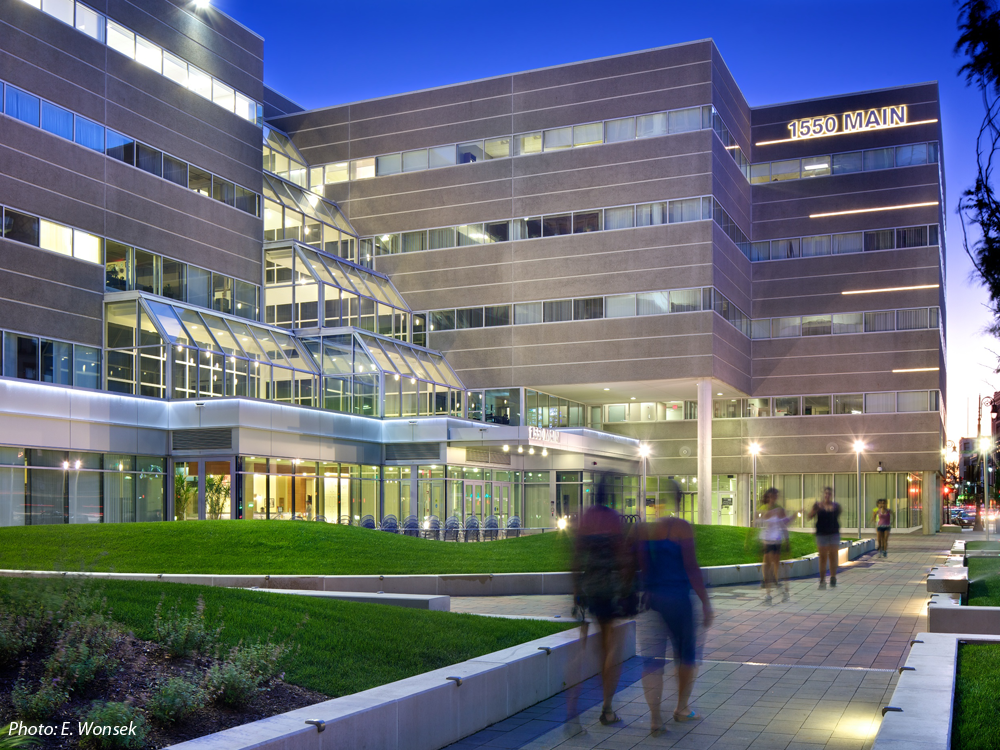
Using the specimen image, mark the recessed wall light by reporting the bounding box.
[842,284,939,295]
[809,201,938,219]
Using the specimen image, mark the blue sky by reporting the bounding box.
[215,0,992,443]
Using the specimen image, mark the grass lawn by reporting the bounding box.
[966,541,1000,550]
[0,577,572,697]
[953,642,1000,750]
[967,557,1000,606]
[0,522,817,575]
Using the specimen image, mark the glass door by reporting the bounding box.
[494,483,512,527]
[718,493,736,526]
[173,461,199,521]
[171,457,234,520]
[464,481,483,524]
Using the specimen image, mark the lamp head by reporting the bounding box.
[749,442,760,455]
[853,440,865,454]
[639,444,650,457]
[981,437,991,452]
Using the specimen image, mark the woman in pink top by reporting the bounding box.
[872,499,892,558]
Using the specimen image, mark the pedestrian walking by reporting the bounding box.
[807,487,841,588]
[638,486,713,736]
[758,488,790,604]
[872,498,892,557]
[566,497,632,730]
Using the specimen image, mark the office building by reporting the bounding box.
[0,0,945,533]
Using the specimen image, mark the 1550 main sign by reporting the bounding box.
[787,105,907,140]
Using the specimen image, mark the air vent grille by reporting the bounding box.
[171,429,232,451]
[465,448,511,466]
[385,443,440,461]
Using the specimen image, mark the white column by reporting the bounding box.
[697,378,712,524]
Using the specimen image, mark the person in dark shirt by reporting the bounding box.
[807,487,841,588]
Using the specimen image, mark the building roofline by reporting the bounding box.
[274,39,716,117]
[750,81,940,110]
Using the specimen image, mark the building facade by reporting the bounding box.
[0,0,945,533]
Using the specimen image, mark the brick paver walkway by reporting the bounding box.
[447,532,956,750]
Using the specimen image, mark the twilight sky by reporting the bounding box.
[214,0,993,445]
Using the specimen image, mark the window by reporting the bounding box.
[401,231,426,253]
[543,127,572,151]
[514,133,542,155]
[750,241,770,261]
[864,311,895,332]
[4,334,38,380]
[428,227,455,250]
[770,160,800,181]
[801,235,831,257]
[832,151,862,174]
[801,315,832,336]
[324,162,349,183]
[41,339,72,385]
[135,36,162,73]
[746,398,770,417]
[669,289,700,312]
[161,259,185,300]
[457,141,484,163]
[74,3,104,41]
[802,155,831,177]
[669,198,701,223]
[212,80,235,113]
[774,397,800,416]
[750,164,771,184]
[512,217,542,240]
[833,232,863,254]
[39,220,72,257]
[186,66,212,100]
[457,224,484,246]
[402,149,428,172]
[773,317,801,338]
[605,294,635,318]
[351,158,375,180]
[41,101,73,140]
[74,117,104,152]
[428,146,456,168]
[802,396,830,415]
[930,307,941,328]
[543,300,572,323]
[105,130,134,165]
[6,87,39,127]
[897,308,929,330]
[864,230,895,252]
[542,215,571,237]
[429,310,455,331]
[771,238,800,260]
[212,178,235,207]
[456,307,483,329]
[896,143,928,166]
[74,345,100,389]
[235,186,257,216]
[896,226,928,248]
[484,138,510,159]
[751,319,771,339]
[514,302,542,325]
[864,392,895,413]
[106,20,135,59]
[636,292,669,316]
[668,107,701,133]
[573,298,603,320]
[376,154,402,176]
[930,225,939,245]
[484,305,510,327]
[73,229,101,263]
[834,394,863,415]
[636,113,667,138]
[897,391,928,412]
[188,166,211,196]
[636,202,666,227]
[832,313,863,334]
[135,143,162,177]
[163,50,187,86]
[605,206,634,230]
[3,209,39,246]
[863,147,894,171]
[485,221,509,243]
[605,117,635,143]
[105,242,131,292]
[573,211,600,233]
[573,122,602,146]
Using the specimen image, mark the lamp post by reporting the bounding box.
[639,443,650,521]
[975,397,997,532]
[981,436,992,540]
[943,439,957,527]
[749,442,760,526]
[853,440,865,537]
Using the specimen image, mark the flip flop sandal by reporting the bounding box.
[599,710,622,725]
[673,710,701,722]
[651,722,668,737]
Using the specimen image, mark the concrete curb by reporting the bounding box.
[250,589,451,611]
[166,619,637,750]
[0,539,876,596]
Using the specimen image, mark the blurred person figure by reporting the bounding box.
[638,483,713,735]
[758,488,790,604]
[566,495,631,729]
[807,487,841,588]
[872,499,892,558]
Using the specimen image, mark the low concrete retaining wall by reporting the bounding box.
[927,567,968,595]
[0,539,877,597]
[168,619,636,750]
[252,589,451,611]
[928,594,1000,635]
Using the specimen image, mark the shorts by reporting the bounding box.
[877,526,891,532]
[584,595,618,623]
[763,542,782,555]
[816,533,840,548]
[648,592,697,665]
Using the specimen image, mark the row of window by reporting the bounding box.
[311,105,718,186]
[18,0,262,125]
[752,225,939,262]
[1,81,260,217]
[105,245,258,321]
[426,287,751,336]
[1,331,101,390]
[1,205,102,264]
[750,142,939,184]
[367,196,713,257]
[598,389,942,424]
[752,307,940,340]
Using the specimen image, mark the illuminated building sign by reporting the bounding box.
[788,106,906,140]
[756,105,937,146]
[528,427,561,444]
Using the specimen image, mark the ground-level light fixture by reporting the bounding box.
[502,445,509,452]
[557,517,568,530]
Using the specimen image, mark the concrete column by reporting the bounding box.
[697,378,712,524]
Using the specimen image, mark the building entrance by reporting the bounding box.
[171,456,235,520]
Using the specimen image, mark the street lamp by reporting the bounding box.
[639,444,650,521]
[749,442,760,525]
[853,440,865,536]
[982,435,992,540]
[976,396,998,532]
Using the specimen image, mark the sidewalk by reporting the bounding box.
[447,533,952,750]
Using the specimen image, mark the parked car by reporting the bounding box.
[955,511,977,528]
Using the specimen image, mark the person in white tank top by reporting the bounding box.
[757,488,790,604]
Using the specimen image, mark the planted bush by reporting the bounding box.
[78,702,148,749]
[204,640,289,708]
[147,676,203,725]
[10,680,69,721]
[152,596,221,657]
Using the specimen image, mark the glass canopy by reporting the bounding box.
[265,241,426,346]
[104,294,462,418]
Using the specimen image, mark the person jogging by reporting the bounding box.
[758,488,790,604]
[807,487,841,589]
[872,499,892,558]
